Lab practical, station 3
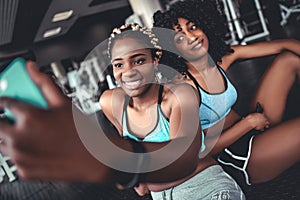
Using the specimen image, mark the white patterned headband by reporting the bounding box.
[107,23,163,60]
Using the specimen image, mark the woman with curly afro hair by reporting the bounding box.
[153,0,300,187]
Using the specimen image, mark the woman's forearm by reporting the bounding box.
[206,117,253,156]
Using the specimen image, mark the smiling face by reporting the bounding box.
[111,37,158,97]
[173,18,209,61]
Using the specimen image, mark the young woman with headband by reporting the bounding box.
[100,23,245,200]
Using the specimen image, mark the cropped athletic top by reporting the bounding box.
[122,85,170,143]
[187,66,238,130]
[122,84,206,152]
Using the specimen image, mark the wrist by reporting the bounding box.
[115,139,148,190]
[242,115,255,130]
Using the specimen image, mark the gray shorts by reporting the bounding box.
[150,165,245,200]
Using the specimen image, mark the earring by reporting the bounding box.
[154,70,162,83]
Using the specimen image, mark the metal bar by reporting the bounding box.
[253,0,269,35]
[226,0,244,40]
[221,0,238,45]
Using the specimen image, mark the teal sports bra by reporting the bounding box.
[122,85,170,142]
[122,85,206,152]
[187,65,238,130]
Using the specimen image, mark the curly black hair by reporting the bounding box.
[153,0,233,73]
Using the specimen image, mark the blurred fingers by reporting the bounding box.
[26,61,69,107]
[0,121,12,137]
[0,97,34,121]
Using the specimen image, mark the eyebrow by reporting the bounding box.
[112,53,146,62]
[174,21,193,35]
[186,21,192,26]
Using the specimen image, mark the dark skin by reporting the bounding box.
[171,17,300,184]
[0,61,201,184]
[100,36,219,196]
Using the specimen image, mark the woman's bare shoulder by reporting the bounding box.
[99,88,126,112]
[163,82,199,104]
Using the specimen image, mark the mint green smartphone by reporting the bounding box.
[0,57,48,120]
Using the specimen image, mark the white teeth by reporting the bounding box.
[194,40,203,49]
[196,42,202,48]
[125,80,140,86]
[123,80,142,89]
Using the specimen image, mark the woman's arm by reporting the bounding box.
[100,83,203,183]
[99,88,124,134]
[167,83,201,140]
[206,112,270,156]
[148,84,201,182]
[134,83,203,196]
[221,39,300,71]
[0,61,202,184]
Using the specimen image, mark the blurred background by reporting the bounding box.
[0,0,299,114]
[0,0,299,199]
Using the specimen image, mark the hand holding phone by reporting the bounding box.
[0,58,48,121]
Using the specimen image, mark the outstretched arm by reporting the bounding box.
[0,61,201,184]
[133,83,203,196]
[100,83,202,183]
[221,39,300,71]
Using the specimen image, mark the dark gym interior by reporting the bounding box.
[0,0,299,199]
